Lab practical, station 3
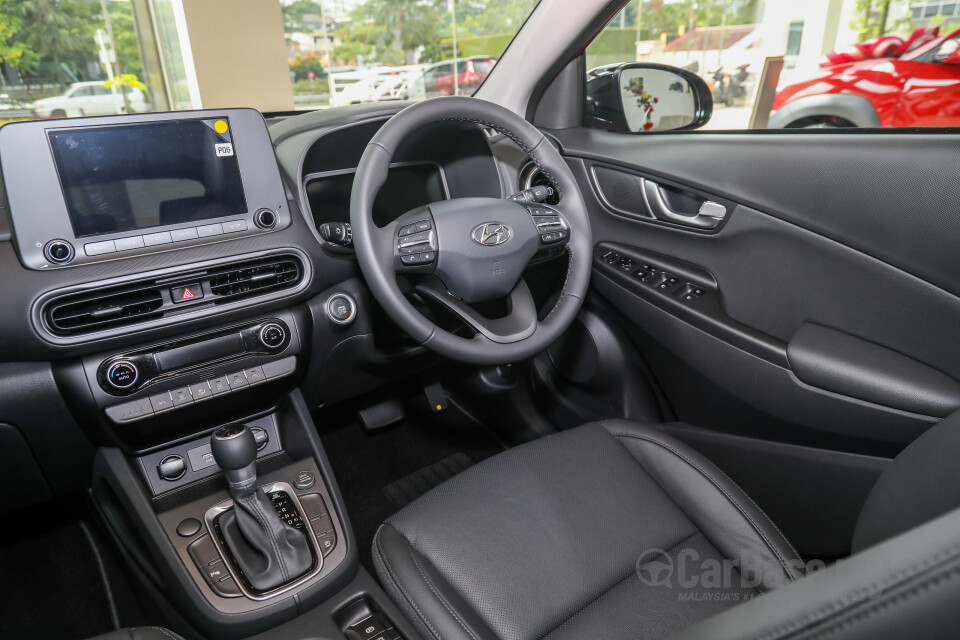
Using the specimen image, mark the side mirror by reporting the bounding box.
[586,63,713,133]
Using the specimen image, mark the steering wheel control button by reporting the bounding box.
[253,208,278,229]
[157,455,187,481]
[105,397,154,423]
[176,517,202,538]
[107,361,139,389]
[171,387,194,407]
[43,239,75,264]
[325,294,357,325]
[399,219,431,236]
[258,322,287,349]
[171,283,203,303]
[149,392,175,414]
[293,470,316,490]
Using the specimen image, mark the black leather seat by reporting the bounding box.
[374,418,960,640]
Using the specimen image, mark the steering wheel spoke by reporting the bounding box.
[415,278,538,344]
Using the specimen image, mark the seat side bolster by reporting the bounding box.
[373,523,500,640]
[669,507,960,640]
[601,419,804,592]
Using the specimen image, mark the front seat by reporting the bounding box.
[374,418,960,640]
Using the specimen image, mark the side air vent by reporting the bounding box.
[41,254,306,337]
[46,283,164,335]
[519,162,560,205]
[208,257,302,302]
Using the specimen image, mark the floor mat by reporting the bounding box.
[383,452,475,509]
[0,519,120,640]
[319,404,503,572]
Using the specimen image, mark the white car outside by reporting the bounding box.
[31,81,148,118]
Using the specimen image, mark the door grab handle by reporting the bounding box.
[641,179,727,229]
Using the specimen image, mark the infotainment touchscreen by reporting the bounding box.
[48,117,248,238]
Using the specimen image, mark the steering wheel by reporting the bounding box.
[350,96,592,365]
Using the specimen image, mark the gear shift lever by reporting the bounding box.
[211,424,312,592]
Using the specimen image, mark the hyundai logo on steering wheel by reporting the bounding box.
[471,222,511,246]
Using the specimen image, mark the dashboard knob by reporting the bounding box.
[258,322,286,349]
[43,239,75,264]
[106,361,139,389]
[253,208,277,229]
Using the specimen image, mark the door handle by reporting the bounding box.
[641,179,728,229]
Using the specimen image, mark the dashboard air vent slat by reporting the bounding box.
[47,285,164,334]
[208,258,303,302]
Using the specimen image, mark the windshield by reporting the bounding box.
[0,0,539,124]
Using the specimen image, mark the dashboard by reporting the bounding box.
[0,103,517,459]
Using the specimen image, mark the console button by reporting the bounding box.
[310,513,333,535]
[226,371,248,389]
[222,220,248,233]
[209,376,230,395]
[188,535,220,567]
[84,240,117,256]
[317,529,337,557]
[170,387,193,407]
[325,294,357,325]
[43,239,74,264]
[243,366,266,385]
[157,455,186,481]
[196,223,223,237]
[143,231,173,246]
[189,381,213,402]
[293,470,316,491]
[106,361,138,389]
[105,397,153,423]
[176,518,202,538]
[171,227,199,242]
[114,236,145,251]
[349,614,392,640]
[171,283,203,303]
[209,576,242,598]
[149,392,174,413]
[202,559,230,584]
[299,493,327,519]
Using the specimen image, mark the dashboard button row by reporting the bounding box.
[105,356,297,424]
[84,219,250,257]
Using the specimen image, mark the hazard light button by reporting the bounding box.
[171,283,204,303]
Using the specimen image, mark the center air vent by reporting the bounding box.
[41,254,305,337]
[46,283,164,335]
[208,257,302,302]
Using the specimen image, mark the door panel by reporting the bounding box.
[550,129,960,455]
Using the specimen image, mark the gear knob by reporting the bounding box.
[211,424,257,493]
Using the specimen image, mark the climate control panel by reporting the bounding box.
[97,318,290,396]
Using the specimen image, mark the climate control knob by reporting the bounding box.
[106,361,139,390]
[258,322,286,349]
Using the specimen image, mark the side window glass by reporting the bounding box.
[585,1,960,131]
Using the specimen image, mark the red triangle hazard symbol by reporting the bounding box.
[182,288,195,300]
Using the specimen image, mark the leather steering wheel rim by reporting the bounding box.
[350,96,592,365]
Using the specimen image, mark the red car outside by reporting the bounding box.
[770,28,960,128]
[424,56,497,96]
